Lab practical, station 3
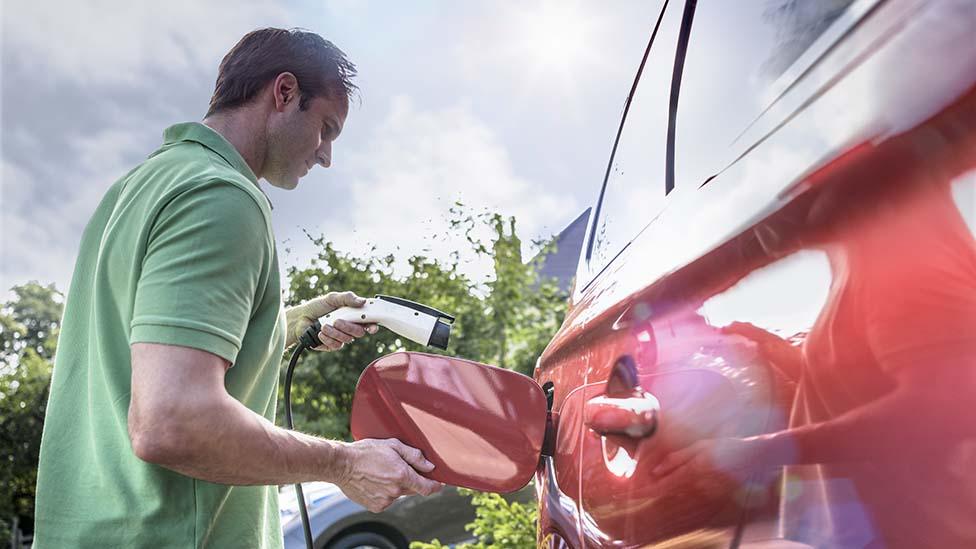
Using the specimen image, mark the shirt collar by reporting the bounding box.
[162,122,273,207]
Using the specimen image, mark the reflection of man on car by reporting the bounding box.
[653,172,976,547]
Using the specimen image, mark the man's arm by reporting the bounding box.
[753,356,976,466]
[127,342,441,512]
[652,357,976,479]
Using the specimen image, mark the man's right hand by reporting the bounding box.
[335,438,444,513]
[722,321,803,382]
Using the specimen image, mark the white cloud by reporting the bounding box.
[0,127,146,292]
[2,1,291,86]
[450,0,652,122]
[0,0,297,292]
[1,1,636,293]
[311,95,577,283]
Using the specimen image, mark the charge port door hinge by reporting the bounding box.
[539,381,556,458]
[540,411,557,457]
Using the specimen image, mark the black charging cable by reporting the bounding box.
[286,320,324,549]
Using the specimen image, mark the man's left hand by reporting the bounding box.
[652,437,761,481]
[286,291,379,351]
[647,437,779,515]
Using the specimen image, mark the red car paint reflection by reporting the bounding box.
[352,1,976,546]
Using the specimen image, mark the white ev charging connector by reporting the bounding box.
[285,295,455,549]
[317,294,454,350]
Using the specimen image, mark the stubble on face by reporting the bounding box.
[264,95,348,190]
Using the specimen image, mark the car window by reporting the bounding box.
[673,0,857,190]
[587,1,682,281]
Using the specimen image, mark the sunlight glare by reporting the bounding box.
[514,1,600,79]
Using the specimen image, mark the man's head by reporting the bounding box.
[206,28,356,189]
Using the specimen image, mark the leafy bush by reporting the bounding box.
[410,488,537,549]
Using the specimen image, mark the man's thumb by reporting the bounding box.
[327,291,366,309]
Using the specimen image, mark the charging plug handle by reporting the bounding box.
[377,295,455,323]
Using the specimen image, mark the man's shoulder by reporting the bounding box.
[145,140,254,190]
[135,141,272,225]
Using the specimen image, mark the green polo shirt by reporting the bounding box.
[34,123,287,548]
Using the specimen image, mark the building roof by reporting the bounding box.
[531,208,590,294]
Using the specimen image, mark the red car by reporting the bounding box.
[352,1,976,547]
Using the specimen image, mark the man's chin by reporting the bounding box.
[266,175,300,190]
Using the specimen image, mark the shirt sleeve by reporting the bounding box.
[129,181,272,365]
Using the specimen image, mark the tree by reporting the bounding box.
[0,282,63,540]
[0,283,62,369]
[281,206,567,438]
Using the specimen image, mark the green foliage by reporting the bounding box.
[0,208,567,540]
[410,489,538,549]
[0,282,63,538]
[281,206,567,439]
[0,282,62,370]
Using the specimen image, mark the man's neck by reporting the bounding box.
[202,110,268,179]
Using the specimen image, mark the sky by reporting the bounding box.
[0,0,661,295]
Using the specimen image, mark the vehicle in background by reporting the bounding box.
[280,482,533,549]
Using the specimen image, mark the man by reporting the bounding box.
[652,164,976,546]
[33,28,441,548]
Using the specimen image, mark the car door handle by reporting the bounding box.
[584,391,660,439]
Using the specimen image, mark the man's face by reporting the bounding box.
[264,93,348,190]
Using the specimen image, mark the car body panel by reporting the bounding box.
[348,0,976,546]
[556,0,976,546]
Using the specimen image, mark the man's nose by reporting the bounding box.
[316,141,332,168]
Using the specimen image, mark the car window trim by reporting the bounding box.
[683,0,886,193]
[580,0,698,296]
[731,0,887,150]
[584,0,672,269]
[665,0,698,195]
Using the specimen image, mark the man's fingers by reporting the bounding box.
[313,334,343,351]
[390,440,435,472]
[721,322,757,337]
[333,319,367,338]
[400,467,443,496]
[315,320,376,353]
[722,322,778,345]
[651,446,698,477]
[366,498,393,513]
[419,478,444,496]
[321,324,355,344]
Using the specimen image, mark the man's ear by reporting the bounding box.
[272,72,300,112]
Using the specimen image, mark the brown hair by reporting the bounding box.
[206,28,357,117]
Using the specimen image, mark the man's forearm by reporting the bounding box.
[748,377,971,468]
[132,390,348,486]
